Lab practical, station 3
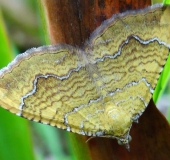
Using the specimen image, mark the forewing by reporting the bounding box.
[85,5,170,136]
[0,45,104,134]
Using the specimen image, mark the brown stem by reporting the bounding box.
[41,0,170,159]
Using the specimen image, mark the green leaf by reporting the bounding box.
[153,54,170,102]
[163,0,170,5]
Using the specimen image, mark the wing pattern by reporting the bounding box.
[0,4,170,146]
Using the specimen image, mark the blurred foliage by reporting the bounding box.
[0,0,169,160]
[0,0,44,50]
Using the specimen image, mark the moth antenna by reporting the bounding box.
[86,136,95,143]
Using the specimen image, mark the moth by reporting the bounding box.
[0,4,170,149]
